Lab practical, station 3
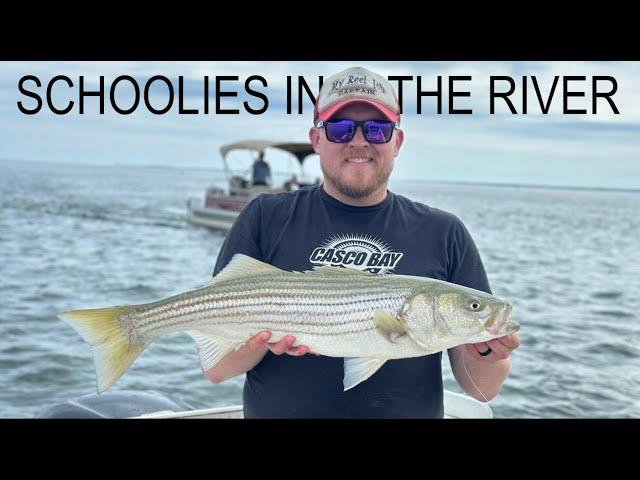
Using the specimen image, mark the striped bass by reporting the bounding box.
[58,254,519,394]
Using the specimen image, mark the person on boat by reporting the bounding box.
[207,66,520,418]
[252,151,272,186]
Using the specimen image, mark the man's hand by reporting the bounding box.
[448,332,520,401]
[204,331,312,384]
[465,333,520,362]
[249,331,311,356]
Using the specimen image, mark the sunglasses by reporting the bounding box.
[316,118,399,144]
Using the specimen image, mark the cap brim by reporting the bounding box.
[318,99,399,122]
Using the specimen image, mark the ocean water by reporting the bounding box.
[1,159,638,418]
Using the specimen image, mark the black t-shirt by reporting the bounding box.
[212,185,491,418]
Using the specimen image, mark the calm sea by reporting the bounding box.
[1,159,638,418]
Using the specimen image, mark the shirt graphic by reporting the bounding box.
[308,234,404,274]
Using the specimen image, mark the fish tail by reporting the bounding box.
[58,305,146,394]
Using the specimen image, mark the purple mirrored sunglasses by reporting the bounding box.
[316,118,400,144]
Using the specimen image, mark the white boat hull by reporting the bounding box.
[132,390,493,419]
[187,198,239,231]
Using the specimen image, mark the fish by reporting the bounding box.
[58,253,519,394]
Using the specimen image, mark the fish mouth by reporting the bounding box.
[503,320,520,334]
[486,303,514,335]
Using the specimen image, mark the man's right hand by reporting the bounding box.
[205,331,313,384]
[249,331,311,356]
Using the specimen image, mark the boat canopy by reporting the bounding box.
[220,140,317,166]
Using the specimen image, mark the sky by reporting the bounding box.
[1,61,638,189]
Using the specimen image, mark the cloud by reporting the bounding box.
[1,61,638,189]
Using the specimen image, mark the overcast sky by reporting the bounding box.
[1,61,638,189]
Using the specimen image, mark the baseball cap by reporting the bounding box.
[314,66,401,123]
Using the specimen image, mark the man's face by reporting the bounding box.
[309,103,404,201]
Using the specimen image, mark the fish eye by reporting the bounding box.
[469,300,482,311]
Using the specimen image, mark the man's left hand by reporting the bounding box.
[466,333,520,362]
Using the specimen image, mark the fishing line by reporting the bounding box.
[462,348,489,404]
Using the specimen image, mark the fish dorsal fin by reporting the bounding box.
[343,357,387,391]
[186,330,242,372]
[205,254,284,286]
[374,311,407,343]
[307,265,374,276]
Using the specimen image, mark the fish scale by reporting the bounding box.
[133,279,410,339]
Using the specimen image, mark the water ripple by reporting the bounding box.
[2,161,639,418]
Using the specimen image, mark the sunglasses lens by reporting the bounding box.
[325,120,355,143]
[324,119,395,144]
[364,121,394,143]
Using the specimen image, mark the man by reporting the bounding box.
[206,66,520,418]
[252,151,272,186]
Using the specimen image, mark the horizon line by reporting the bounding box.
[1,156,638,194]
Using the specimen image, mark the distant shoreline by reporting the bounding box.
[393,178,640,194]
[1,157,638,194]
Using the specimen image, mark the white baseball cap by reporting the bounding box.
[313,66,401,123]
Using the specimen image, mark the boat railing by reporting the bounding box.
[131,390,493,419]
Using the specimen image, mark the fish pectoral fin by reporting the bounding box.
[187,330,240,372]
[374,311,407,343]
[204,254,283,287]
[343,357,387,391]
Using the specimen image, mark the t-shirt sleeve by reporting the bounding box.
[446,219,492,294]
[212,197,263,277]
